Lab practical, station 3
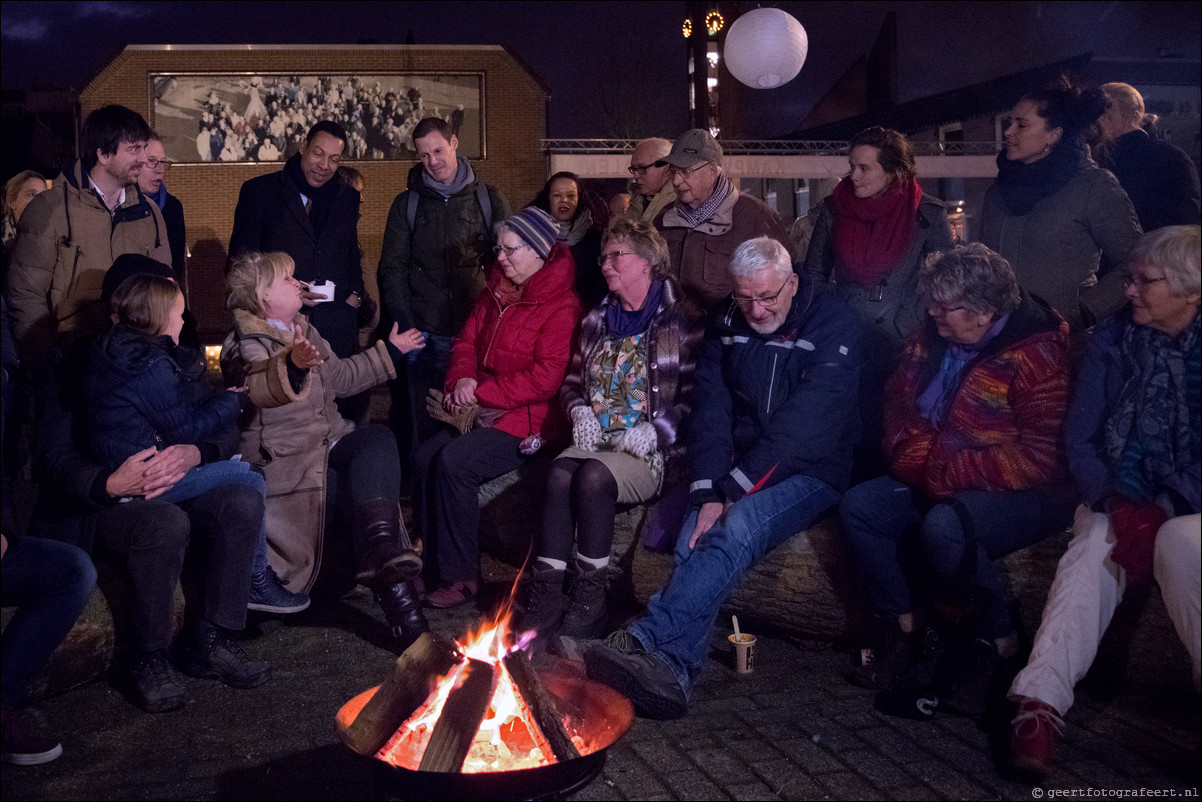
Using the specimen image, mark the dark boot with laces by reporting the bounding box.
[248,565,310,614]
[172,619,270,689]
[123,648,186,713]
[559,565,609,640]
[375,581,430,653]
[516,565,568,637]
[353,499,422,588]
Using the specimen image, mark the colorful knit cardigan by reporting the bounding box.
[883,294,1071,499]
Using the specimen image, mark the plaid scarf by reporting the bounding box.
[676,173,734,228]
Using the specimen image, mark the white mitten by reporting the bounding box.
[617,421,658,458]
[571,406,603,452]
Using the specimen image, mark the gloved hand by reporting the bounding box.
[571,406,603,452]
[616,421,658,458]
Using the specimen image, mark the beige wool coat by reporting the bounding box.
[221,310,395,593]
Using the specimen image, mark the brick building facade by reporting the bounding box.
[80,45,549,340]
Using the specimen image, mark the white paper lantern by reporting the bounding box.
[723,8,808,89]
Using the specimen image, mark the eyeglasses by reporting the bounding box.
[146,158,172,171]
[597,250,637,266]
[928,302,967,317]
[628,162,660,176]
[733,275,793,309]
[492,242,529,257]
[669,162,712,179]
[1120,272,1168,290]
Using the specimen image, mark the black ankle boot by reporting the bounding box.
[171,619,270,689]
[375,581,430,653]
[559,566,609,639]
[353,499,422,588]
[516,565,568,636]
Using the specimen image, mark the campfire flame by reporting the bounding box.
[376,606,586,773]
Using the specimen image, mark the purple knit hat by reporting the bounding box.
[503,206,557,259]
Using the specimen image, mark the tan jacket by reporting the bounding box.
[221,310,395,593]
[655,190,791,309]
[8,160,170,362]
[628,182,677,225]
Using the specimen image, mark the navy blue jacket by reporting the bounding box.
[1066,307,1200,514]
[688,273,862,506]
[83,325,242,471]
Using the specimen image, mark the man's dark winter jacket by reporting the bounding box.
[688,272,862,506]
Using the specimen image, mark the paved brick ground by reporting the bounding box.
[2,572,1198,801]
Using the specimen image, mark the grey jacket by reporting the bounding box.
[805,192,953,354]
[977,165,1141,329]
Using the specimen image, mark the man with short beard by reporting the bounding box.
[584,236,862,720]
[9,105,170,363]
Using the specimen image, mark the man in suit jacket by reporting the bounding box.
[229,121,365,362]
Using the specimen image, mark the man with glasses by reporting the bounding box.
[583,236,861,719]
[9,105,171,364]
[626,137,674,223]
[653,129,791,310]
[137,136,185,282]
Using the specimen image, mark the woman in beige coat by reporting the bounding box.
[222,251,429,649]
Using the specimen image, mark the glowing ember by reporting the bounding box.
[375,608,586,773]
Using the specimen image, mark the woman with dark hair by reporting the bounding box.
[1095,82,1201,232]
[839,243,1075,716]
[979,77,1143,332]
[1008,226,1200,778]
[532,171,610,308]
[806,126,954,478]
[516,216,701,641]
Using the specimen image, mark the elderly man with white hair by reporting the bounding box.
[583,236,861,719]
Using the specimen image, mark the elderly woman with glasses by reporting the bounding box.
[415,207,581,610]
[838,243,1075,716]
[1008,226,1201,777]
[516,216,702,641]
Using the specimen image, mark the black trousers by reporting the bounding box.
[413,426,525,582]
[92,483,261,651]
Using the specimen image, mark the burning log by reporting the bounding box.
[419,658,499,773]
[339,632,462,756]
[503,650,581,762]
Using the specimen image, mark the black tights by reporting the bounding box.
[538,457,619,564]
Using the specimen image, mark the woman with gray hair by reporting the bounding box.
[516,216,702,641]
[1008,226,1200,777]
[839,243,1075,717]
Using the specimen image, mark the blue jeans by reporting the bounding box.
[389,332,455,458]
[156,460,271,577]
[628,474,840,700]
[839,475,1074,639]
[1,536,97,707]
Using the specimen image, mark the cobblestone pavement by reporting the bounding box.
[2,568,1198,801]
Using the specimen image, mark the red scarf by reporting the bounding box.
[830,176,921,289]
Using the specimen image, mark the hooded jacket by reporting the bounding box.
[884,292,1072,500]
[8,160,170,363]
[84,325,241,471]
[378,162,510,337]
[688,272,862,506]
[444,242,581,443]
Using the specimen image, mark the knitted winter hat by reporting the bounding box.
[102,254,176,307]
[503,206,557,260]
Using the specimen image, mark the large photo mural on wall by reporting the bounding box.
[150,72,484,163]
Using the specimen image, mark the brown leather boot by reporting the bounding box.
[353,498,422,587]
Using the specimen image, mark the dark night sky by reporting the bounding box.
[2,1,1199,138]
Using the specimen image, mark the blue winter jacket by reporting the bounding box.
[83,325,243,470]
[687,273,862,506]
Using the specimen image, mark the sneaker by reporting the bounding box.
[1010,698,1063,778]
[583,630,688,720]
[942,638,999,718]
[423,579,478,609]
[248,566,311,614]
[124,649,186,713]
[1,709,63,765]
[172,620,270,689]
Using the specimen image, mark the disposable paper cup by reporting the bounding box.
[728,633,756,674]
[309,281,335,302]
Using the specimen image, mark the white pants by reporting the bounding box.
[1009,506,1201,714]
